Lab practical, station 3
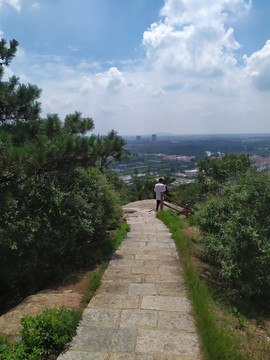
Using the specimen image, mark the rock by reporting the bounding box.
[0,289,81,340]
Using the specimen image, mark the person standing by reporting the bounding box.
[154,178,166,211]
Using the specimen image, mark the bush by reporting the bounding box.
[0,306,81,359]
[0,167,122,299]
[196,169,270,300]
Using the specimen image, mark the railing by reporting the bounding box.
[160,192,194,218]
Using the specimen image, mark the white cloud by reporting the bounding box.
[96,67,125,92]
[0,0,21,11]
[5,0,270,135]
[31,2,40,9]
[243,40,270,91]
[68,44,80,52]
[142,0,243,81]
[160,0,251,26]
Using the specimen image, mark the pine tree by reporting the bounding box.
[0,38,128,303]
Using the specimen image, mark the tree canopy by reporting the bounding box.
[0,38,128,306]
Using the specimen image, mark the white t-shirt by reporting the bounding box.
[154,183,166,200]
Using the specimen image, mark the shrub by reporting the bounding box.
[0,167,122,300]
[196,169,270,300]
[0,306,81,359]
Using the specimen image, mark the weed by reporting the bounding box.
[232,307,246,329]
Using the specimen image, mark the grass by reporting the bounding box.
[156,211,252,360]
[83,261,109,303]
[84,221,130,303]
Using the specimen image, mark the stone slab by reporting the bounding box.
[141,296,191,312]
[135,254,157,260]
[98,283,128,294]
[158,312,197,331]
[145,274,185,284]
[70,327,136,352]
[158,265,183,275]
[80,309,120,327]
[135,329,201,356]
[110,259,144,267]
[112,251,135,259]
[118,248,146,255]
[123,241,147,247]
[156,283,187,296]
[120,309,157,328]
[132,266,158,275]
[147,243,176,250]
[145,260,180,267]
[88,294,140,309]
[109,354,154,360]
[103,266,131,277]
[101,275,143,284]
[155,355,202,360]
[128,283,157,295]
[156,254,179,260]
[58,351,108,360]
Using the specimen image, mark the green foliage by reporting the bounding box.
[0,38,128,305]
[97,221,130,258]
[0,39,18,67]
[172,181,206,207]
[120,174,156,203]
[103,168,124,191]
[0,307,81,359]
[172,154,253,210]
[0,39,41,124]
[84,221,129,302]
[108,221,130,251]
[64,111,94,135]
[157,211,185,232]
[0,168,122,296]
[20,307,81,357]
[96,130,130,169]
[196,169,270,300]
[232,308,246,329]
[197,153,252,187]
[88,262,109,293]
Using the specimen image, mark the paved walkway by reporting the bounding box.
[58,200,202,360]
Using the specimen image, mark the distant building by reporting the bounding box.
[136,135,142,143]
[152,134,157,142]
[184,169,198,178]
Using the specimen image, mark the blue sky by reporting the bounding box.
[0,0,270,135]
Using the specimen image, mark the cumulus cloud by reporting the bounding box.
[0,0,21,11]
[160,0,251,26]
[5,0,269,135]
[243,40,270,91]
[142,0,243,80]
[96,67,125,92]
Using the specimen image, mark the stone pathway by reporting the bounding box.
[58,200,202,360]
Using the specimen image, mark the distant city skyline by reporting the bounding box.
[1,0,270,135]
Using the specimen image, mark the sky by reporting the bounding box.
[0,0,270,136]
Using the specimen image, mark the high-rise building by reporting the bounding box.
[152,134,157,142]
[136,135,142,143]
